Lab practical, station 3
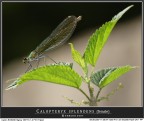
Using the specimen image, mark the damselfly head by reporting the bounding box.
[23,57,29,64]
[23,51,37,64]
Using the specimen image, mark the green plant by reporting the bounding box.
[6,5,136,106]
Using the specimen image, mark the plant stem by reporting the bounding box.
[96,88,102,102]
[78,88,90,101]
[88,82,98,106]
[88,82,93,98]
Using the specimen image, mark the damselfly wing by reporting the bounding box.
[23,16,82,65]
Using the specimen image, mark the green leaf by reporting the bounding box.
[91,67,116,87]
[69,43,87,73]
[90,65,135,88]
[83,5,133,66]
[6,64,82,90]
[52,62,73,69]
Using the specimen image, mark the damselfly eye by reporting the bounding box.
[23,57,28,64]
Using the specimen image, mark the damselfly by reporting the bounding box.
[23,15,82,71]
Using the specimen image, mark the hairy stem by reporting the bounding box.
[88,82,93,98]
[78,88,90,101]
[96,88,102,102]
[88,82,98,106]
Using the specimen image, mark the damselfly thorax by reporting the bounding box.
[23,15,82,70]
[23,51,39,63]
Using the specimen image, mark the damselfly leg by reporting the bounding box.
[25,55,57,73]
[44,55,57,64]
[36,55,57,66]
[25,62,33,73]
[36,58,40,68]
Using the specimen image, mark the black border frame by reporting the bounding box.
[0,0,143,118]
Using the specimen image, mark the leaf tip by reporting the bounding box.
[125,5,134,12]
[126,65,138,69]
[132,66,139,69]
[129,5,134,8]
[5,80,19,90]
[112,5,134,21]
[68,43,74,49]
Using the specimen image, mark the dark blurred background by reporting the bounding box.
[2,2,141,65]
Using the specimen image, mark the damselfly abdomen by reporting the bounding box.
[23,16,82,65]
